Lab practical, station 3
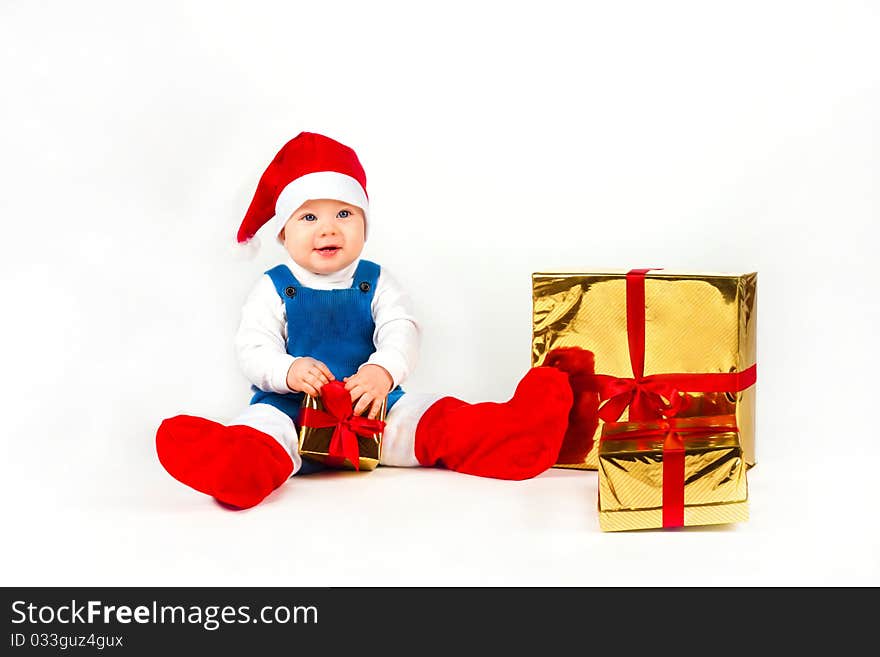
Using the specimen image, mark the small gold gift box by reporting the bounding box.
[531,268,757,470]
[597,415,749,532]
[298,393,385,471]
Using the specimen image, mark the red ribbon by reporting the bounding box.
[298,381,386,471]
[602,415,739,527]
[587,268,757,423]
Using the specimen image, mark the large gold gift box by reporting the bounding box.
[598,416,749,532]
[298,395,386,471]
[531,269,757,470]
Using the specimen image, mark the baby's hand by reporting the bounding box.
[344,365,393,419]
[286,358,335,397]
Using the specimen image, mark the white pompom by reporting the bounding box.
[232,235,261,260]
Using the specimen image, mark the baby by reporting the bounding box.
[156,132,596,509]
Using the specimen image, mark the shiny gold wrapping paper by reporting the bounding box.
[531,269,757,470]
[297,396,385,471]
[598,417,749,532]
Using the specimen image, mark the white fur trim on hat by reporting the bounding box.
[270,171,370,241]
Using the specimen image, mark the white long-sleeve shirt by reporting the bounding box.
[235,256,420,394]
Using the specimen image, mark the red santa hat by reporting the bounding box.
[236,132,369,245]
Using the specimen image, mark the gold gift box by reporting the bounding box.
[297,396,385,471]
[598,416,749,532]
[531,269,757,470]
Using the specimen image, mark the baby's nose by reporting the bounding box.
[318,220,338,235]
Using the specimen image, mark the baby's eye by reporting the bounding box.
[301,213,317,222]
[337,210,351,219]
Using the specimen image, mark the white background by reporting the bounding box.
[1,1,877,586]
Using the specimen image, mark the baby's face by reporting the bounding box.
[280,198,366,274]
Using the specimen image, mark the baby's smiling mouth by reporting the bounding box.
[314,245,341,254]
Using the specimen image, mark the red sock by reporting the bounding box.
[156,415,293,509]
[543,347,601,463]
[414,367,573,480]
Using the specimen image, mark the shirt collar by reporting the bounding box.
[284,256,361,290]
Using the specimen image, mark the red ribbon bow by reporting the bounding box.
[587,268,757,423]
[298,381,386,471]
[602,415,739,527]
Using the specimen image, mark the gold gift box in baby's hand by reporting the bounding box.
[598,415,749,532]
[297,380,385,471]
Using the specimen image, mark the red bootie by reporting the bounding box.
[413,367,573,480]
[543,346,601,463]
[156,415,293,509]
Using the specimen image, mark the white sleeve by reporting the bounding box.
[234,275,296,394]
[363,267,421,388]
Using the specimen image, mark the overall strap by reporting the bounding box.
[351,259,381,295]
[264,264,302,300]
[264,261,379,298]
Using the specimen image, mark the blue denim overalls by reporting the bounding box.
[250,260,404,473]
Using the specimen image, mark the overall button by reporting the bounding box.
[359,282,371,292]
[285,286,297,298]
